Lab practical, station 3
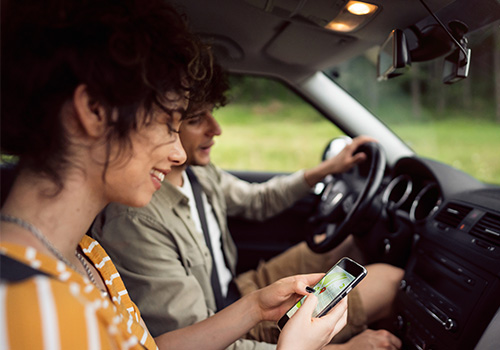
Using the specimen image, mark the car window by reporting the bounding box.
[211,76,344,172]
[326,24,500,185]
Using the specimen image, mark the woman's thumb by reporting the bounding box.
[294,293,318,320]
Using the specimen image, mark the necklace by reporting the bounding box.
[0,213,108,297]
[75,249,108,297]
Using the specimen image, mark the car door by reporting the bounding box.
[226,170,319,274]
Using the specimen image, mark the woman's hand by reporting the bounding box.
[253,273,325,322]
[277,295,348,350]
[156,273,344,350]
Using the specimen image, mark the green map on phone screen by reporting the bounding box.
[287,265,355,318]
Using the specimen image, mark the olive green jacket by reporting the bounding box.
[91,163,310,350]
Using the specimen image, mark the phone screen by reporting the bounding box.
[286,264,356,319]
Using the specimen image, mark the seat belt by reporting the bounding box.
[185,167,227,311]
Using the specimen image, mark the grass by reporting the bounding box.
[393,120,500,184]
[210,103,500,185]
[211,102,344,172]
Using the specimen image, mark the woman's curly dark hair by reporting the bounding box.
[1,0,214,190]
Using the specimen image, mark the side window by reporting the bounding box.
[211,75,344,172]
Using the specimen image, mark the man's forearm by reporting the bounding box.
[303,162,336,187]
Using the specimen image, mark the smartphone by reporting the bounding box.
[277,257,367,331]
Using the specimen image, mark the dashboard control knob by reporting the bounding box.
[399,279,407,290]
[445,318,457,332]
[396,315,405,330]
[384,238,391,254]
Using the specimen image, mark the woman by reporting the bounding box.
[0,0,347,349]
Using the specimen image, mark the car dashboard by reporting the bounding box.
[381,157,500,349]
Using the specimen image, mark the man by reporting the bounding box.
[92,68,403,350]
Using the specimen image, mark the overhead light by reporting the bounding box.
[327,23,351,32]
[325,1,379,32]
[347,1,378,16]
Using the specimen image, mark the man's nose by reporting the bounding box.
[170,134,187,165]
[206,114,222,136]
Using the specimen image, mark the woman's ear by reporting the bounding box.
[72,84,107,138]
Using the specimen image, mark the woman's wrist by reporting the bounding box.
[239,290,266,324]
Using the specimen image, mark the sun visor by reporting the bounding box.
[265,24,355,66]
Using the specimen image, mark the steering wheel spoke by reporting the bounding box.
[306,141,386,253]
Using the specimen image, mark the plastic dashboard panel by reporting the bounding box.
[386,157,500,349]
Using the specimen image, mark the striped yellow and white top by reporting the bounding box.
[0,235,158,350]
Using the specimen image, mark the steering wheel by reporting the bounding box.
[306,139,386,253]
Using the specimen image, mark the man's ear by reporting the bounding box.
[72,84,107,138]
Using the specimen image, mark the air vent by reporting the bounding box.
[434,203,472,228]
[470,212,500,245]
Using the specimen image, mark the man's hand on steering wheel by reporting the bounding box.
[303,136,377,187]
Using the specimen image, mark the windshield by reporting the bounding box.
[326,24,500,185]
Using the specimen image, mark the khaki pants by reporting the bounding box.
[235,242,367,344]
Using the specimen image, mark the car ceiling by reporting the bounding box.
[172,0,500,83]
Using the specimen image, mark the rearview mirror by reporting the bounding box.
[377,29,411,81]
[442,47,471,84]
